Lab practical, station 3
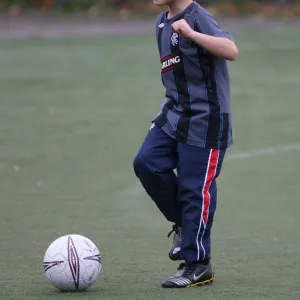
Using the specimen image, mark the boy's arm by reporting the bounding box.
[172,19,239,61]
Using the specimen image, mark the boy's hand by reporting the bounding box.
[172,19,195,39]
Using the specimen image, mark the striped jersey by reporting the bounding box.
[153,1,234,149]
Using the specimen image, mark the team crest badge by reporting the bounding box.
[171,31,179,47]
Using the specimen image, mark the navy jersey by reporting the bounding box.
[153,1,234,149]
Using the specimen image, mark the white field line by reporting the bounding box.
[240,41,300,51]
[226,143,300,161]
[124,143,300,196]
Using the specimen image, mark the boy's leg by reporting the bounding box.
[162,145,226,288]
[133,125,181,226]
[178,146,225,264]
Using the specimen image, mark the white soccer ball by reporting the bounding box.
[43,234,102,292]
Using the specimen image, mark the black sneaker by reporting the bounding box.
[161,262,214,288]
[168,224,181,261]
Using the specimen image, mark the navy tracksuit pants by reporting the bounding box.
[133,125,226,263]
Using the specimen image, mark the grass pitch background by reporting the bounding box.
[0,26,300,299]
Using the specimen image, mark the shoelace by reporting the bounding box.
[182,263,197,277]
[167,224,179,238]
[177,262,185,271]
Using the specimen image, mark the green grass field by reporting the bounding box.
[1,25,300,300]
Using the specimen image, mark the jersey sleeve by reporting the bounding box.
[195,12,234,41]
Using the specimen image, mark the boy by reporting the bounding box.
[133,0,238,288]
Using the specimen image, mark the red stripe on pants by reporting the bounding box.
[202,149,219,224]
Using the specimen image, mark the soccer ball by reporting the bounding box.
[43,234,102,292]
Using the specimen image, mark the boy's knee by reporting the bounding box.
[133,150,152,175]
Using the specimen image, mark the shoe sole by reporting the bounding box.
[186,277,214,288]
[161,277,214,289]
